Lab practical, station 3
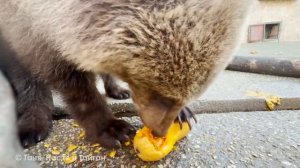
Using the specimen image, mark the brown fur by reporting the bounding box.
[0,0,252,144]
[0,34,53,147]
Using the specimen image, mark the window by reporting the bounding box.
[248,22,280,43]
[248,24,264,42]
[265,23,280,40]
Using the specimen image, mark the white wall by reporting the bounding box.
[243,0,300,42]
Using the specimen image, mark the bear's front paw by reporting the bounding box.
[86,119,135,148]
[106,87,131,100]
[18,105,52,147]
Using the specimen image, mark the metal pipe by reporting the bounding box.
[227,56,300,78]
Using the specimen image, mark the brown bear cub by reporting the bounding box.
[0,0,252,148]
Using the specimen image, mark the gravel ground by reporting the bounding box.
[23,110,300,168]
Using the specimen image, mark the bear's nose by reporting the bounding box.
[138,105,181,137]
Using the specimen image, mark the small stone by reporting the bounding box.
[240,158,246,162]
[194,145,200,148]
[166,158,171,164]
[227,148,233,152]
[227,165,236,168]
[281,161,292,166]
[252,154,258,158]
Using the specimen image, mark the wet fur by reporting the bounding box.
[0,0,252,145]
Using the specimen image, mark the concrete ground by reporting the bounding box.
[200,71,300,101]
[236,42,300,59]
[22,111,300,168]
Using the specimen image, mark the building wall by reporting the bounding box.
[242,0,300,43]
